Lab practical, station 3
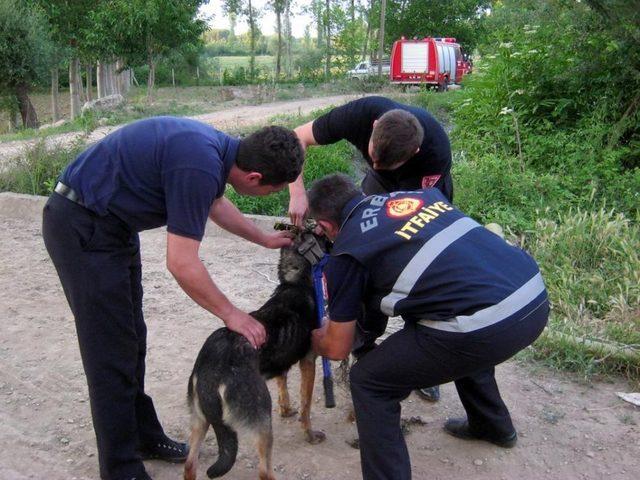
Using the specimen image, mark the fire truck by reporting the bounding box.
[390,37,470,90]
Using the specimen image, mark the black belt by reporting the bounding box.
[54,182,84,206]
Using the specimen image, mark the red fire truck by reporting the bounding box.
[390,37,469,90]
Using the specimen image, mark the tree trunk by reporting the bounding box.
[76,59,85,103]
[122,69,131,95]
[105,62,114,96]
[350,0,355,23]
[248,0,256,81]
[16,83,39,128]
[378,0,386,77]
[325,0,331,79]
[276,8,282,80]
[285,0,293,79]
[86,64,93,101]
[362,0,372,61]
[69,58,81,120]
[147,55,156,102]
[8,110,19,131]
[97,61,104,98]
[315,0,323,49]
[51,68,60,122]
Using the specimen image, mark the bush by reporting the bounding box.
[0,140,84,195]
[526,208,640,380]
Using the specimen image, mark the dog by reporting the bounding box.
[184,233,327,480]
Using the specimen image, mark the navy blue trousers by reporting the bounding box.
[349,298,549,480]
[42,193,166,480]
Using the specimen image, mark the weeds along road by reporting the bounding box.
[0,93,367,172]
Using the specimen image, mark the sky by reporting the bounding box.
[199,0,315,38]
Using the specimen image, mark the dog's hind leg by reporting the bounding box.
[276,374,297,418]
[298,354,326,444]
[256,420,276,480]
[184,415,209,480]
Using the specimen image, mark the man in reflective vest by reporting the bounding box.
[309,174,549,480]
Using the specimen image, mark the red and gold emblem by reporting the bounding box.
[386,198,423,217]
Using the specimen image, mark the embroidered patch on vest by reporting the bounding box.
[421,174,442,189]
[386,198,424,218]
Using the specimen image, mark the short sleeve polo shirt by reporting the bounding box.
[61,116,239,241]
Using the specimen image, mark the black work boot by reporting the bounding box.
[139,436,189,463]
[443,418,517,448]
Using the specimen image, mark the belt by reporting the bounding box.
[54,182,84,206]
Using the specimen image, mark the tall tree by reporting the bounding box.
[225,0,261,80]
[380,0,489,53]
[312,0,324,48]
[378,0,386,76]
[0,0,53,128]
[284,0,293,78]
[87,0,206,101]
[361,0,373,61]
[37,0,98,120]
[270,0,286,79]
[324,0,332,78]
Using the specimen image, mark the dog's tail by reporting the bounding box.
[206,422,238,478]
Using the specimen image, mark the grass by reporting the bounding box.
[0,80,388,141]
[0,139,86,195]
[211,55,276,69]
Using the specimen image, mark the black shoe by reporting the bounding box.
[443,418,517,448]
[416,385,440,402]
[139,437,189,463]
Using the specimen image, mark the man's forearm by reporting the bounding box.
[209,196,266,246]
[288,174,306,198]
[312,320,356,360]
[169,257,234,321]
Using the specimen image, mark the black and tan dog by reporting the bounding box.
[184,234,327,480]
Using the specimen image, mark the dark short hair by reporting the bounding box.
[370,109,424,168]
[308,174,361,225]
[236,126,304,185]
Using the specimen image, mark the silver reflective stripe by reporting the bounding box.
[379,217,480,316]
[417,272,546,333]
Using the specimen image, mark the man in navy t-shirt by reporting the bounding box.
[42,117,304,480]
[307,174,549,480]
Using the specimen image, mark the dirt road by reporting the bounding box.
[0,194,638,480]
[0,93,365,172]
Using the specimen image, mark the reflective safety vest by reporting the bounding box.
[331,189,546,332]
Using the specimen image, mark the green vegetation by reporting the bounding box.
[0,140,85,196]
[413,0,639,383]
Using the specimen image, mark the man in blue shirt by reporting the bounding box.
[308,174,549,480]
[42,117,304,480]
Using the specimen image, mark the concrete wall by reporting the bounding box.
[0,192,287,239]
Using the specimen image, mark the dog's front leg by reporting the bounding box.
[298,353,326,444]
[276,373,297,417]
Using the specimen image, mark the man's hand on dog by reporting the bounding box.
[225,307,267,348]
[261,230,295,249]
